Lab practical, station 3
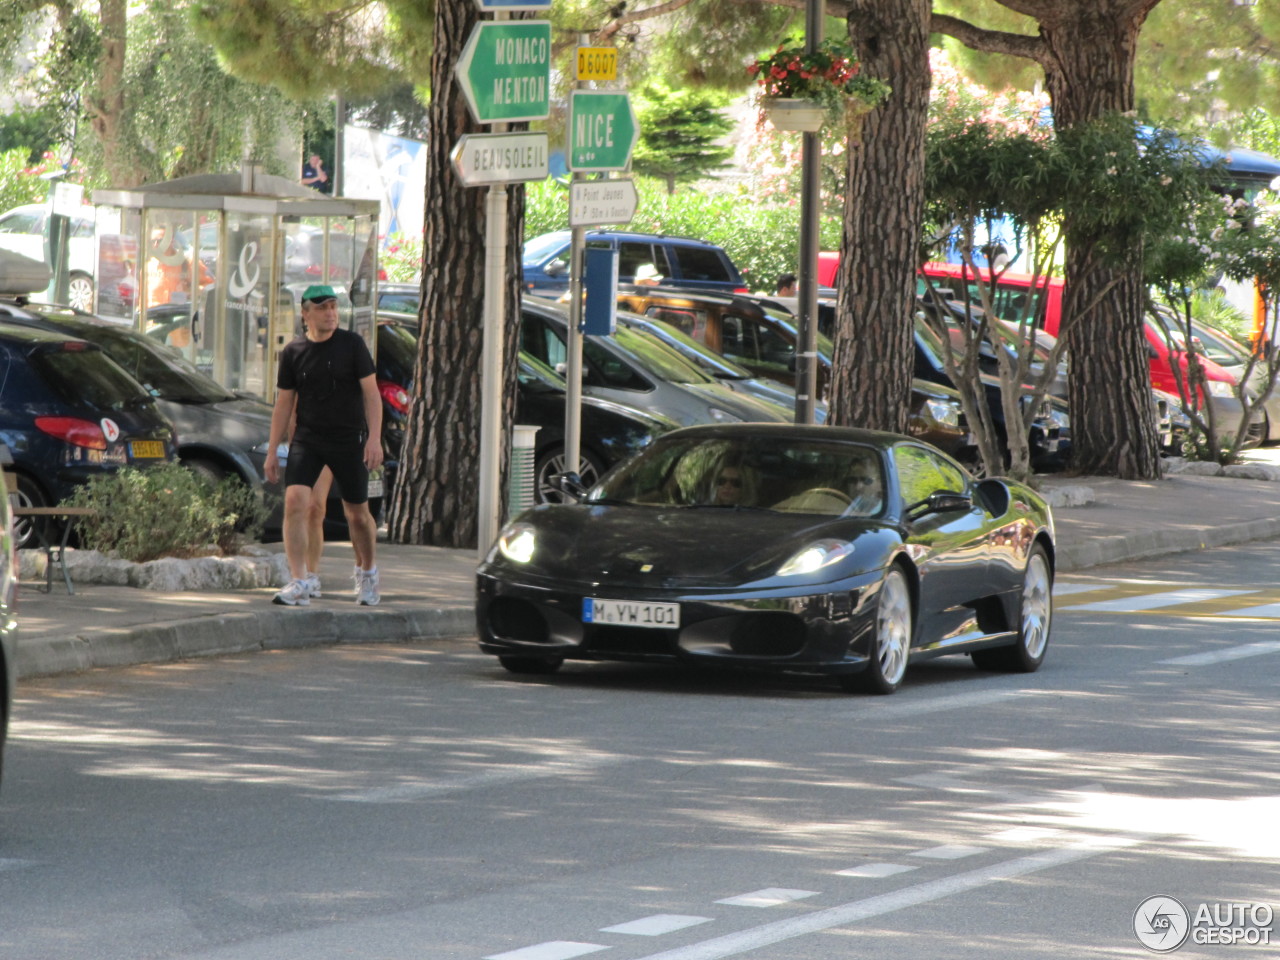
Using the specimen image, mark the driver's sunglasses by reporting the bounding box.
[850,476,877,485]
[716,475,743,488]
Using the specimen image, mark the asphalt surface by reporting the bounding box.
[14,468,1280,680]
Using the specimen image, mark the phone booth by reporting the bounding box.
[91,162,380,401]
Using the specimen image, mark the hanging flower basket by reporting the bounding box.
[762,98,827,133]
[749,38,891,136]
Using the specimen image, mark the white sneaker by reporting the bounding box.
[357,567,380,606]
[273,578,311,606]
[303,572,321,598]
[352,565,362,599]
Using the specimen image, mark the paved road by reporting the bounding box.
[1,545,1277,959]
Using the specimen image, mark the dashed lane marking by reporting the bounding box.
[715,888,819,908]
[484,942,608,960]
[600,916,714,936]
[910,844,987,860]
[1159,640,1280,666]
[834,863,917,878]
[625,834,1145,960]
[1063,587,1252,613]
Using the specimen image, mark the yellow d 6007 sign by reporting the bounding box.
[576,47,617,82]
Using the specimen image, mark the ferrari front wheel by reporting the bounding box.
[843,566,912,694]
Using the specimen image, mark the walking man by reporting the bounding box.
[265,284,383,606]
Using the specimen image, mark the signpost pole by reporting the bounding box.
[477,13,509,556]
[795,0,823,425]
[563,34,593,491]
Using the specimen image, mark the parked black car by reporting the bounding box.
[376,316,680,502]
[0,300,277,491]
[0,321,178,546]
[0,445,16,790]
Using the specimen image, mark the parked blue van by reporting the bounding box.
[522,230,748,298]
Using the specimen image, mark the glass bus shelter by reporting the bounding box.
[92,163,380,401]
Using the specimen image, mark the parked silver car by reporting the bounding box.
[519,298,792,428]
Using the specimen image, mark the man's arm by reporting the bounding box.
[359,374,384,471]
[265,387,297,485]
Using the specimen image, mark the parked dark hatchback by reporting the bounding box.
[0,447,16,789]
[0,301,276,490]
[0,321,177,543]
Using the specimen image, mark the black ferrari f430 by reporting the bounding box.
[476,424,1054,694]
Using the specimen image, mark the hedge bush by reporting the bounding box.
[65,463,271,563]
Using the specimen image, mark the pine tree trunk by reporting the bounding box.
[386,0,524,547]
[1042,3,1162,479]
[828,0,931,433]
[89,0,131,186]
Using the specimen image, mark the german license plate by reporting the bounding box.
[129,440,166,459]
[583,598,680,629]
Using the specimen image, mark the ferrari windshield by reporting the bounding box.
[591,434,885,517]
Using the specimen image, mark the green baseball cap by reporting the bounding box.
[301,284,337,304]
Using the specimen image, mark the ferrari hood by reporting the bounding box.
[494,504,896,588]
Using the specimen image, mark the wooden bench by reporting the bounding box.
[12,507,97,595]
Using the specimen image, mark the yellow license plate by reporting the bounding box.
[129,441,166,459]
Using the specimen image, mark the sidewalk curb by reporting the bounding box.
[1056,516,1280,573]
[17,605,475,680]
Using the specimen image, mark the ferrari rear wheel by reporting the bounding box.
[498,655,564,675]
[972,545,1052,672]
[844,566,912,694]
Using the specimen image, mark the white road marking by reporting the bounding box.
[909,844,986,860]
[484,942,608,960]
[600,916,714,936]
[327,754,630,803]
[834,863,917,878]
[1066,588,1251,612]
[1217,602,1280,618]
[1159,640,1280,666]
[986,826,1065,844]
[715,888,819,908]
[1052,583,1102,596]
[628,834,1144,960]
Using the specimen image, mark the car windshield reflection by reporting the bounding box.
[589,435,885,517]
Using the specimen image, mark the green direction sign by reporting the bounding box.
[569,91,639,172]
[455,21,551,124]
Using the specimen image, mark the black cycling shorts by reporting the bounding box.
[285,440,369,505]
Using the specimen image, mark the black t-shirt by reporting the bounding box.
[277,329,375,446]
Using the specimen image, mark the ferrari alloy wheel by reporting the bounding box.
[973,545,1052,672]
[498,655,564,675]
[846,567,912,694]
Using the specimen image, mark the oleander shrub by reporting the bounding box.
[65,463,270,563]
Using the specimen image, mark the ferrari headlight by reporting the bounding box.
[497,524,536,563]
[925,398,961,427]
[778,538,855,576]
[1206,379,1236,398]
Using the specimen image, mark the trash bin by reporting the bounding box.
[508,424,540,516]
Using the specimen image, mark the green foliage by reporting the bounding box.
[749,37,890,114]
[631,82,735,194]
[192,0,427,100]
[523,177,841,294]
[66,463,270,563]
[0,107,60,162]
[381,233,423,283]
[0,149,53,212]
